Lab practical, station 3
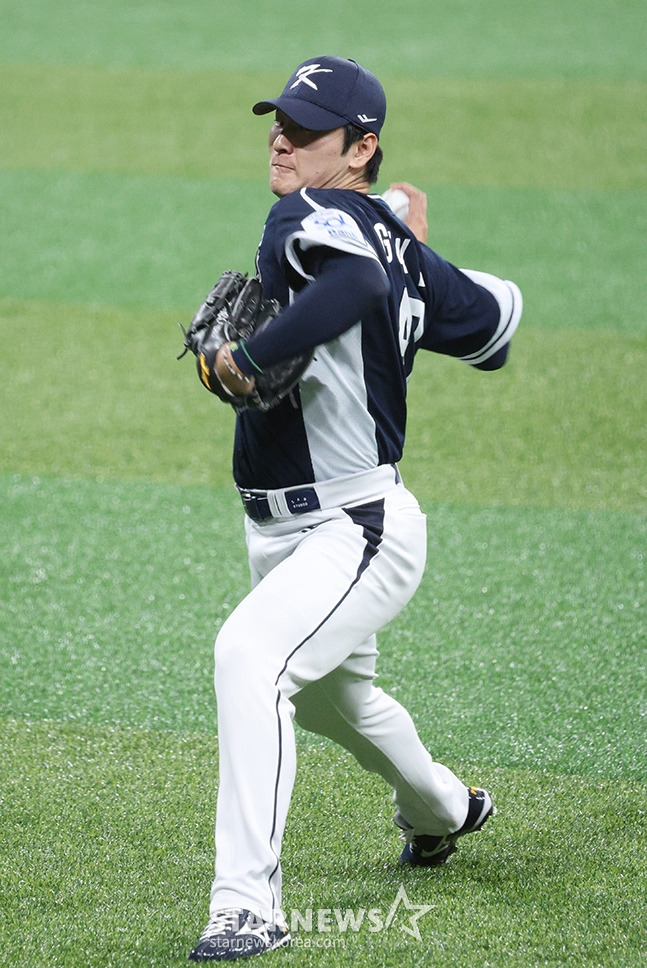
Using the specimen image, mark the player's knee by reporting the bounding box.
[214,621,281,692]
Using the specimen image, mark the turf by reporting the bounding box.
[2,65,645,189]
[2,721,645,968]
[2,0,646,80]
[1,0,645,965]
[1,474,644,776]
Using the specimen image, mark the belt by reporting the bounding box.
[238,486,320,522]
[237,465,402,523]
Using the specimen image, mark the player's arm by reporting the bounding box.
[417,253,522,369]
[227,251,389,377]
[457,269,522,370]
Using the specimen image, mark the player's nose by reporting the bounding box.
[271,129,294,153]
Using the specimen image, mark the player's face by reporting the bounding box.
[268,111,353,196]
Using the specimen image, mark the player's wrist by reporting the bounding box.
[231,341,263,377]
[215,342,256,395]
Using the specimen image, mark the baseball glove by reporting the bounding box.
[178,271,313,412]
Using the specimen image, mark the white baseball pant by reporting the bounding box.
[208,467,469,922]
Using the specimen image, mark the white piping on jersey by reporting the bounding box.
[299,187,325,212]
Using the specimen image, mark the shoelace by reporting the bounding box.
[200,909,244,938]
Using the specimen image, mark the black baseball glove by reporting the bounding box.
[178,271,313,413]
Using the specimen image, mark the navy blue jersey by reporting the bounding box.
[233,187,521,489]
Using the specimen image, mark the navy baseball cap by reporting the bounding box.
[252,56,386,138]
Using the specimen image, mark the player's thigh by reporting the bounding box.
[217,488,426,691]
[218,511,376,683]
[293,637,377,733]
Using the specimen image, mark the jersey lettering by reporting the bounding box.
[374,222,393,262]
[374,222,410,274]
[394,237,411,274]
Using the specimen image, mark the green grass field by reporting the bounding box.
[1,1,645,965]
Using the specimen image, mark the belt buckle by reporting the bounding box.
[239,489,272,522]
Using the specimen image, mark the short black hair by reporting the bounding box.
[343,123,383,185]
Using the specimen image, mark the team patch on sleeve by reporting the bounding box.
[285,207,379,280]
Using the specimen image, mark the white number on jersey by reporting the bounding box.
[398,288,426,359]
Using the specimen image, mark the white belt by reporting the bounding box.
[237,465,402,521]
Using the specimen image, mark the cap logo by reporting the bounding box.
[357,114,377,124]
[290,63,333,91]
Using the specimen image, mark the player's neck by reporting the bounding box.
[314,171,371,193]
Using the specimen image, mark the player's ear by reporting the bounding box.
[349,132,378,171]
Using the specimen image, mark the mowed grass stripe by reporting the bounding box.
[382,75,647,190]
[1,64,645,189]
[1,0,646,82]
[1,719,645,968]
[1,298,645,510]
[2,474,644,779]
[0,170,645,334]
[0,171,267,309]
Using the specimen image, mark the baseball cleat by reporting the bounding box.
[396,786,495,867]
[188,908,291,961]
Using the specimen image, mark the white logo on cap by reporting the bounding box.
[357,114,378,124]
[290,63,333,91]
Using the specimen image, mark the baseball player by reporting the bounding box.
[187,56,522,961]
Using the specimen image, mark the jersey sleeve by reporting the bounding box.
[416,248,522,368]
[456,269,522,367]
[235,252,389,371]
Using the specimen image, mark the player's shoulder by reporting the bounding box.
[269,187,354,219]
[270,187,415,231]
[264,189,317,240]
[267,189,379,260]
